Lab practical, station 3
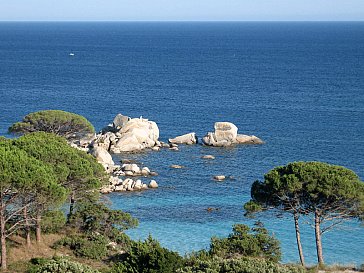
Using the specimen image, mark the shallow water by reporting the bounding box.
[0,22,363,265]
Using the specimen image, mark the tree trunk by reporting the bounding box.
[36,211,41,243]
[0,204,7,270]
[314,210,324,265]
[68,192,75,222]
[24,206,31,247]
[293,211,305,267]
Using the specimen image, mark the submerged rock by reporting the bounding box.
[202,155,215,160]
[170,164,184,169]
[213,175,226,181]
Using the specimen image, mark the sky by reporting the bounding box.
[0,0,363,21]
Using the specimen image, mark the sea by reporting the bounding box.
[0,22,363,265]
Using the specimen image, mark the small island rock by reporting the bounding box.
[149,180,159,188]
[213,175,226,181]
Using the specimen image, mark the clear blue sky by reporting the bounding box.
[0,0,363,21]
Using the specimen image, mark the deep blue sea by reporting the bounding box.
[0,22,363,265]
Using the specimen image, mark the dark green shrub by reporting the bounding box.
[54,233,108,260]
[28,256,100,273]
[243,200,262,214]
[41,210,67,233]
[210,223,281,262]
[9,110,95,141]
[69,201,138,241]
[111,235,183,273]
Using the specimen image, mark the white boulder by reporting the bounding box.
[149,180,158,188]
[114,117,159,152]
[169,132,197,145]
[90,146,114,166]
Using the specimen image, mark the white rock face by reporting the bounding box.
[169,132,197,145]
[202,122,263,147]
[115,118,159,152]
[90,146,114,166]
[214,122,238,142]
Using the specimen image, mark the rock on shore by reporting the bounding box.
[90,146,115,173]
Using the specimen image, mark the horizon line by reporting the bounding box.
[0,20,363,23]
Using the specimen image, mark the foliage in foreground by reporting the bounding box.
[180,256,306,273]
[28,257,100,273]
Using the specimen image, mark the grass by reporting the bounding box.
[3,232,109,273]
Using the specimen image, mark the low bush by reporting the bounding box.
[180,256,306,273]
[111,235,183,273]
[28,256,100,273]
[210,222,281,262]
[54,233,108,260]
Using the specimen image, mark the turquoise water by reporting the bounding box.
[0,22,363,265]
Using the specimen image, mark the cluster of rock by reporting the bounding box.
[115,163,158,177]
[93,114,160,153]
[79,114,264,194]
[100,176,158,194]
[202,122,263,147]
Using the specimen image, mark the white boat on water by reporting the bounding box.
[69,53,75,56]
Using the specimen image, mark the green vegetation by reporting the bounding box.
[54,234,109,260]
[1,124,362,273]
[246,161,364,266]
[111,235,184,273]
[29,257,100,273]
[14,132,107,222]
[0,140,67,270]
[210,222,281,262]
[9,110,95,142]
[180,256,306,273]
[0,133,130,271]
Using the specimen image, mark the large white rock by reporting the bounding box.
[214,122,238,142]
[90,146,114,166]
[169,132,198,145]
[114,117,160,152]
